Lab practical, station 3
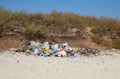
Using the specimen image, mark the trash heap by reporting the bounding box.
[16,41,100,57]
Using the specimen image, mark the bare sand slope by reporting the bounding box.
[0,50,120,79]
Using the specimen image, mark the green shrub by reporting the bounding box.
[25,25,49,39]
[51,36,60,43]
[113,39,120,49]
[91,34,102,44]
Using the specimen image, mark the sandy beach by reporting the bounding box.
[0,50,120,79]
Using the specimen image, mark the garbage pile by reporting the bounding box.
[80,48,100,56]
[16,41,100,57]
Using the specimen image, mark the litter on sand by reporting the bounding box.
[16,41,100,58]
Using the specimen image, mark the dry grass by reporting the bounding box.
[0,8,120,49]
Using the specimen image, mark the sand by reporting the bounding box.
[0,50,120,79]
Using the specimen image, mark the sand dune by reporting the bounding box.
[0,50,120,79]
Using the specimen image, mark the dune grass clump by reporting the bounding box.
[113,39,120,49]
